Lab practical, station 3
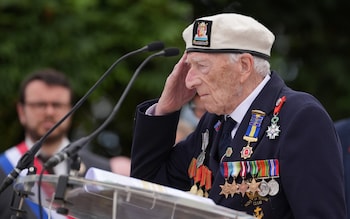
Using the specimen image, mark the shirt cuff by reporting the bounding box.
[145,103,157,115]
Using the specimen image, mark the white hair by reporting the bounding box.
[229,53,271,77]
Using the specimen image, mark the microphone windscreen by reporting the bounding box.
[163,48,180,57]
[147,41,165,51]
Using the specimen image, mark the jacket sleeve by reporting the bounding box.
[130,100,193,190]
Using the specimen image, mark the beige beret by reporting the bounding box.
[182,13,275,59]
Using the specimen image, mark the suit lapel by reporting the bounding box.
[231,72,286,159]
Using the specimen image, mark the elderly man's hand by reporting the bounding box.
[155,53,196,115]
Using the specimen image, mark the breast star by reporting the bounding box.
[247,178,261,194]
[219,181,231,199]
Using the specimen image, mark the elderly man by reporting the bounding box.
[130,13,346,218]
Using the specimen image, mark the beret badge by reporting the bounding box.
[192,20,212,47]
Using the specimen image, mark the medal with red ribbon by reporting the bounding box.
[266,96,286,140]
[219,159,280,198]
[219,161,232,198]
[188,129,213,197]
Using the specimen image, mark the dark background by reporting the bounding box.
[1,0,349,158]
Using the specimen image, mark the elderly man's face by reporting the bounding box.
[185,52,244,115]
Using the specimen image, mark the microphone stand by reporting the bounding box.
[1,41,165,219]
[0,41,164,194]
[9,163,37,219]
[38,48,179,217]
[44,47,180,170]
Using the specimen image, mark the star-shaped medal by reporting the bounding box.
[237,180,249,197]
[266,123,281,139]
[229,180,238,197]
[247,178,261,194]
[219,181,231,199]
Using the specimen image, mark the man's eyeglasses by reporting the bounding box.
[24,101,71,112]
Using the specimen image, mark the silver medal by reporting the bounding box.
[196,151,206,168]
[196,129,209,168]
[266,121,281,140]
[258,180,270,197]
[268,178,279,196]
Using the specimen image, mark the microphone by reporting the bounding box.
[44,47,180,169]
[0,41,165,194]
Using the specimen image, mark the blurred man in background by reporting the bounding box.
[0,68,111,218]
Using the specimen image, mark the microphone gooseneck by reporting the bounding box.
[0,41,165,194]
[44,47,180,170]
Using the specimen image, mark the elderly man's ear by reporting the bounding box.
[238,53,254,83]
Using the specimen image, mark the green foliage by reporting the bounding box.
[1,0,350,157]
[0,0,192,155]
[196,0,350,121]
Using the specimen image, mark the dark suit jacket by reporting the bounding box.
[335,118,350,219]
[131,72,347,219]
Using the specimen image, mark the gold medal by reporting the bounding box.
[196,188,204,197]
[204,190,209,198]
[247,178,261,194]
[219,180,231,199]
[189,184,198,194]
[237,180,249,197]
[229,180,238,197]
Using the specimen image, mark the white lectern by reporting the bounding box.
[14,173,255,219]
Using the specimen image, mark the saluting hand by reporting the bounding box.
[155,53,196,116]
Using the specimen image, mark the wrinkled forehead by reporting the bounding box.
[186,52,231,64]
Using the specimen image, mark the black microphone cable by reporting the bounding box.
[44,47,180,170]
[36,47,179,219]
[0,41,165,219]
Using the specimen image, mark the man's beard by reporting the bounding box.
[27,127,67,145]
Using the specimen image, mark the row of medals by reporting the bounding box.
[189,100,286,199]
[189,119,281,199]
[220,177,279,199]
[219,148,280,199]
[188,162,280,199]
